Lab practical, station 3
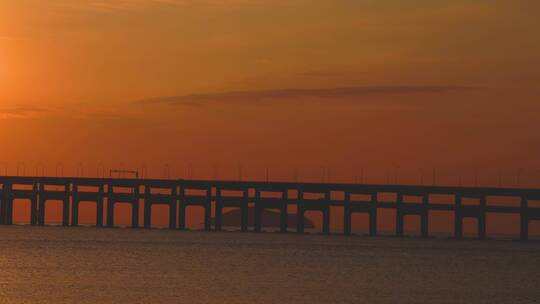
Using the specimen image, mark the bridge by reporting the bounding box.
[1,175,539,240]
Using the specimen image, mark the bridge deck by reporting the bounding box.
[0,176,539,240]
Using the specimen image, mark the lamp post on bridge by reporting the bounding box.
[97,162,105,178]
[55,163,64,177]
[76,162,84,177]
[16,162,25,176]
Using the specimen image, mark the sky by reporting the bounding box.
[1,0,540,188]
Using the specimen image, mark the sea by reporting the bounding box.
[0,225,538,304]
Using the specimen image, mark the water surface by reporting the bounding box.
[0,226,538,303]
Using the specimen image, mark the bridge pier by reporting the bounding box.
[71,182,105,227]
[4,185,14,225]
[521,196,540,241]
[30,183,38,226]
[107,182,140,228]
[106,198,113,227]
[178,184,212,230]
[38,182,70,226]
[215,186,249,232]
[297,189,330,234]
[144,199,150,228]
[421,195,429,238]
[396,193,404,236]
[0,183,4,224]
[254,187,288,233]
[344,191,377,236]
[0,182,38,225]
[454,194,462,239]
[396,192,429,238]
[0,182,11,225]
[454,194,486,240]
[143,183,177,229]
[5,195,13,225]
[71,186,79,227]
[479,197,487,240]
[520,196,528,241]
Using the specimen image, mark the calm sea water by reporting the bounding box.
[0,226,539,304]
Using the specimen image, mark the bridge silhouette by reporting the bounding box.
[1,175,539,240]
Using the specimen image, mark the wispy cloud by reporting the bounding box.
[0,106,49,120]
[58,0,182,12]
[59,0,271,12]
[136,86,479,106]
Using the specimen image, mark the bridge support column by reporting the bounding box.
[106,195,114,228]
[30,201,37,225]
[132,186,139,229]
[454,194,463,239]
[144,202,152,229]
[62,190,70,227]
[29,183,38,226]
[177,186,213,230]
[144,186,151,229]
[215,204,223,232]
[370,197,378,237]
[297,207,305,234]
[131,202,139,229]
[254,204,262,232]
[322,191,330,235]
[178,205,186,230]
[297,191,330,235]
[242,197,249,232]
[478,197,486,240]
[214,187,250,232]
[296,190,304,233]
[344,192,351,235]
[253,189,261,232]
[280,191,288,233]
[38,200,45,225]
[71,185,79,227]
[0,186,4,225]
[97,187,104,228]
[520,197,528,241]
[421,195,429,238]
[215,188,222,231]
[396,194,404,237]
[0,185,3,225]
[322,208,330,235]
[72,202,79,227]
[38,183,45,226]
[344,192,378,236]
[178,186,185,230]
[169,198,177,230]
[1,183,12,225]
[5,198,13,225]
[204,202,211,231]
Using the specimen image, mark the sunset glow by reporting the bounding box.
[1,2,540,303]
[1,0,539,226]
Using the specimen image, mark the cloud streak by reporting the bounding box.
[136,86,479,106]
[59,0,271,12]
[0,106,49,120]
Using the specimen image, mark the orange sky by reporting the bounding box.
[0,0,539,187]
[1,1,540,235]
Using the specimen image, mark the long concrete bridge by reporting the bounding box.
[1,176,539,240]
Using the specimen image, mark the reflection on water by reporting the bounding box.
[0,226,539,304]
